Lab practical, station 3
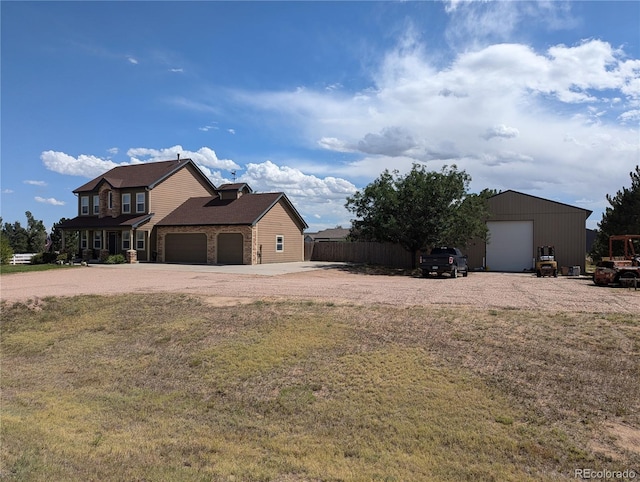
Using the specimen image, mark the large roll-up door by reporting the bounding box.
[165,233,207,264]
[218,233,244,264]
[486,221,533,272]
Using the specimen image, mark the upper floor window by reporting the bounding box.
[122,193,131,214]
[136,192,145,213]
[276,235,284,252]
[108,191,113,210]
[93,195,100,215]
[81,196,89,215]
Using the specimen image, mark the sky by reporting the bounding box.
[1,1,639,233]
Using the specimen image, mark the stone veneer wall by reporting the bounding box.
[156,225,258,264]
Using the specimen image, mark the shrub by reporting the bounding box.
[0,234,14,264]
[105,254,126,264]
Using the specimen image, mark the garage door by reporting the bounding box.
[486,221,533,272]
[218,233,244,264]
[165,233,207,264]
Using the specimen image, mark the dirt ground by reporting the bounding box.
[2,262,639,313]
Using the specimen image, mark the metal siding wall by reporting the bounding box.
[257,201,304,263]
[486,192,588,272]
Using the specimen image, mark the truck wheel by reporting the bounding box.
[421,270,429,278]
[451,266,458,278]
[462,268,468,277]
[536,270,542,278]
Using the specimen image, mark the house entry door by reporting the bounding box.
[108,232,117,255]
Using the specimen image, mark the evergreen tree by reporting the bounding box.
[591,166,640,260]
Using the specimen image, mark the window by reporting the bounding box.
[93,195,100,214]
[122,193,131,214]
[108,191,113,210]
[81,232,88,249]
[276,235,284,252]
[93,231,102,249]
[81,196,89,215]
[122,231,131,250]
[136,192,145,213]
[136,231,145,250]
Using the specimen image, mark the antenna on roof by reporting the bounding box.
[231,170,237,182]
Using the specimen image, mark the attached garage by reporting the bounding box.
[217,233,244,264]
[165,233,207,264]
[486,221,533,272]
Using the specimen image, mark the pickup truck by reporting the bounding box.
[419,247,469,278]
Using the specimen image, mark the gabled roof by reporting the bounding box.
[57,213,154,230]
[218,183,253,193]
[73,159,216,193]
[158,192,308,229]
[490,190,593,217]
[307,228,350,241]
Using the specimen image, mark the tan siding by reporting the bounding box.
[148,164,217,255]
[474,192,590,272]
[256,200,304,263]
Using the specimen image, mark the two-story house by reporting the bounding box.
[58,158,308,264]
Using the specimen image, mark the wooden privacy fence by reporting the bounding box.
[308,242,414,269]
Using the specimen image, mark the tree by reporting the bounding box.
[1,212,48,253]
[345,164,491,267]
[25,211,47,253]
[51,217,79,255]
[590,166,640,261]
[0,233,13,264]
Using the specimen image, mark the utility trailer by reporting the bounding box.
[593,235,640,287]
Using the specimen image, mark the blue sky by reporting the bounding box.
[2,1,639,233]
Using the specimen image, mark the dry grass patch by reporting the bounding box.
[1,294,638,481]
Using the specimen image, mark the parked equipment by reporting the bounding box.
[593,235,640,287]
[535,245,558,277]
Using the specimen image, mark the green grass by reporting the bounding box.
[1,294,639,481]
[0,263,76,275]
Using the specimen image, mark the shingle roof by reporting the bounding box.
[73,159,215,193]
[57,213,154,230]
[158,193,307,229]
[218,183,253,193]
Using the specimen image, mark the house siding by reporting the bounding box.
[466,191,590,272]
[149,164,217,258]
[256,200,304,263]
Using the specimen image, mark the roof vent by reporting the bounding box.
[177,153,180,161]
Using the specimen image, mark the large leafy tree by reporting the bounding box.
[345,164,492,267]
[591,166,640,260]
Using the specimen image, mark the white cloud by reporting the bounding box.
[127,56,138,64]
[126,145,240,170]
[35,196,65,206]
[169,68,184,73]
[2,189,14,194]
[482,125,520,140]
[107,147,119,155]
[24,180,47,186]
[41,150,120,178]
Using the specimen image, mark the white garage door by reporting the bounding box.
[486,221,533,272]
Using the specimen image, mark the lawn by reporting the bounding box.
[1,294,638,481]
[0,263,76,275]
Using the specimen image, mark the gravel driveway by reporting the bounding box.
[2,262,639,313]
